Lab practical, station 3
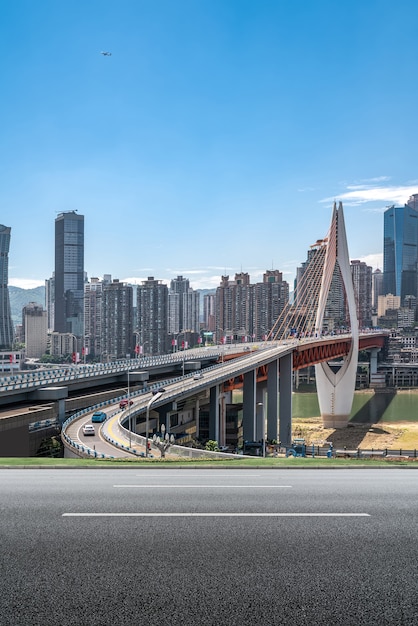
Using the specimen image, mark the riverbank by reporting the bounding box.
[293,417,418,449]
[292,388,418,448]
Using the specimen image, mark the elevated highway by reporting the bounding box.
[61,332,387,459]
[0,332,387,456]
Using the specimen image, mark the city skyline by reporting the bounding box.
[2,1,418,290]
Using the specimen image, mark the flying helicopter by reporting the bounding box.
[100,51,112,56]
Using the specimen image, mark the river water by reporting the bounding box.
[293,390,418,423]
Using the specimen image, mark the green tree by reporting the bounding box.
[205,440,219,452]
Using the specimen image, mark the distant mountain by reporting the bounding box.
[196,288,216,298]
[9,286,46,326]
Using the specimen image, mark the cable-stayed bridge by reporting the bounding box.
[0,203,388,455]
[63,201,386,456]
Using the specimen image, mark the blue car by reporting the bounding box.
[91,411,107,423]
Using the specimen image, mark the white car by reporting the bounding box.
[82,424,95,436]
[193,372,204,380]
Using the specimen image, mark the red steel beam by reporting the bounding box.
[220,334,386,390]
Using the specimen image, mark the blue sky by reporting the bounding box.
[1,0,418,290]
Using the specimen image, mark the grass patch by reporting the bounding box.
[0,456,417,468]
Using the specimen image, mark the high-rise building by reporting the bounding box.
[0,224,14,350]
[168,276,200,337]
[296,245,346,331]
[351,260,373,329]
[49,332,79,359]
[101,280,133,360]
[383,196,418,300]
[203,293,216,331]
[183,289,200,333]
[45,275,55,331]
[54,211,85,342]
[397,295,417,329]
[317,264,346,332]
[137,277,168,355]
[377,293,400,318]
[168,276,189,332]
[84,275,112,359]
[294,247,321,306]
[372,268,384,310]
[215,270,289,343]
[22,302,48,358]
[254,270,289,340]
[216,273,254,342]
[168,291,180,335]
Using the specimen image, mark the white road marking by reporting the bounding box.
[63,512,370,517]
[113,485,293,488]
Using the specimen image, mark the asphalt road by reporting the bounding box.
[0,469,417,625]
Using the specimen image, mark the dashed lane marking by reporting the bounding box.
[113,485,293,488]
[63,512,370,517]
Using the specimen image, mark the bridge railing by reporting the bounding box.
[61,367,209,458]
[0,349,225,392]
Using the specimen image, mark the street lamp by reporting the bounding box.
[174,331,188,377]
[133,331,141,359]
[127,368,132,447]
[216,328,226,363]
[145,388,166,457]
[68,334,78,370]
[152,423,175,458]
[139,340,149,364]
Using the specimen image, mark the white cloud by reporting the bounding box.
[164,268,211,276]
[356,253,383,271]
[189,275,221,290]
[359,176,391,183]
[363,206,388,214]
[321,184,418,207]
[9,278,45,289]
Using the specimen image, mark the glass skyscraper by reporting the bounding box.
[383,196,418,300]
[54,211,85,338]
[0,224,14,349]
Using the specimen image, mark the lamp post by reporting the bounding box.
[133,331,140,359]
[145,388,166,457]
[139,340,149,365]
[127,368,132,447]
[152,423,175,458]
[174,330,187,377]
[68,334,78,370]
[217,328,226,363]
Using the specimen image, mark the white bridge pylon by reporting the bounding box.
[315,202,359,428]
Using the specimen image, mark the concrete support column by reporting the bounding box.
[267,359,279,441]
[279,353,292,446]
[157,404,171,432]
[243,369,256,441]
[195,398,200,439]
[255,385,267,442]
[209,385,220,442]
[57,398,66,424]
[219,392,226,447]
[370,348,379,375]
